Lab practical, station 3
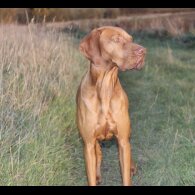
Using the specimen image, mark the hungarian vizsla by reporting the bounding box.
[76,26,146,186]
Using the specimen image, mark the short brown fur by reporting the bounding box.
[76,26,146,186]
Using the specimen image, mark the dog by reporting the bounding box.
[76,26,146,186]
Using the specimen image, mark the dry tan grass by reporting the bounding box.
[0,23,87,185]
[0,24,84,115]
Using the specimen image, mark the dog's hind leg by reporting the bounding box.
[95,141,102,185]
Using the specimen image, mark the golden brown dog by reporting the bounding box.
[76,26,146,186]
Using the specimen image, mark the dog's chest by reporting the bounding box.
[80,78,128,140]
[94,110,117,141]
[85,88,127,140]
[93,95,122,140]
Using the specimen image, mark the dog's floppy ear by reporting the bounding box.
[79,29,102,64]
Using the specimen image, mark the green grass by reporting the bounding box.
[120,34,195,186]
[0,24,195,185]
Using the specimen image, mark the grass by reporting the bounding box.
[121,34,195,185]
[0,24,86,185]
[0,23,195,186]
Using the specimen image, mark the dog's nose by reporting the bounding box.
[135,46,146,55]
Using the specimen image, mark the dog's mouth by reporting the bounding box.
[125,56,145,71]
[132,47,146,70]
[118,53,146,71]
[133,56,145,70]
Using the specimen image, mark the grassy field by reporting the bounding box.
[0,23,195,186]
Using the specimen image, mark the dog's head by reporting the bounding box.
[79,26,146,71]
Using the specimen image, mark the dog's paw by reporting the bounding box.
[96,175,102,185]
[130,161,137,176]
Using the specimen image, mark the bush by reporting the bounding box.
[0,8,18,23]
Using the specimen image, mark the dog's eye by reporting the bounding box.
[112,35,123,43]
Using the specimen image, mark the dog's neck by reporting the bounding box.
[89,62,119,86]
[89,62,118,86]
[89,62,119,115]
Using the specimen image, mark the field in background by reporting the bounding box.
[0,10,195,185]
[1,8,195,24]
[47,10,195,37]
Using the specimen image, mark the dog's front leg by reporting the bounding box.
[84,142,96,186]
[118,138,131,186]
